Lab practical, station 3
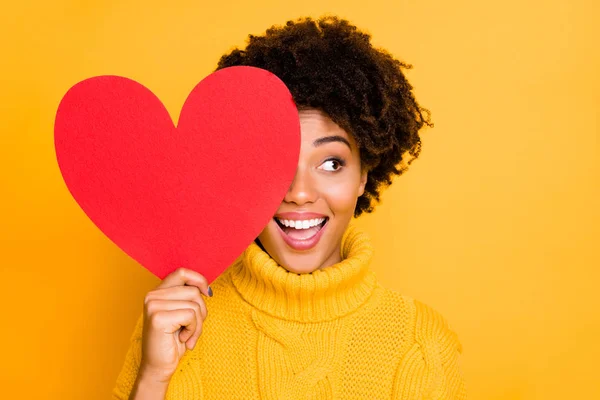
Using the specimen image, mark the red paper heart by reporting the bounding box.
[55,66,300,282]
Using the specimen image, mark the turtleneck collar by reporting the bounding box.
[230,222,378,322]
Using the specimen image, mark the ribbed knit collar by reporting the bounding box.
[230,222,378,323]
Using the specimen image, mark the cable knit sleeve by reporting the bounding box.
[393,299,467,400]
[111,311,145,400]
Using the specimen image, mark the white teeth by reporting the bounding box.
[276,217,326,230]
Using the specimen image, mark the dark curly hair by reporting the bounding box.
[216,15,432,217]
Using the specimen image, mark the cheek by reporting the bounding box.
[321,180,361,213]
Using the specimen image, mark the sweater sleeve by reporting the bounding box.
[111,311,145,400]
[393,299,467,400]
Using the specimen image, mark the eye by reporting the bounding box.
[319,158,346,172]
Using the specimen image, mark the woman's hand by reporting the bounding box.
[137,267,212,383]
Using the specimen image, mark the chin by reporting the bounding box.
[278,254,324,274]
[258,217,339,274]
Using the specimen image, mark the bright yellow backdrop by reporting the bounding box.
[1,0,598,399]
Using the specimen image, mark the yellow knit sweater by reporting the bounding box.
[112,224,467,399]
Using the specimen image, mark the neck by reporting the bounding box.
[255,238,343,272]
[232,223,378,322]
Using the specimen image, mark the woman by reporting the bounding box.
[113,16,466,400]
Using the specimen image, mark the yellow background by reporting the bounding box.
[1,0,598,398]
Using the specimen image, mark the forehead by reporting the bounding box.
[297,108,356,147]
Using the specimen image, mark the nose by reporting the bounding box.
[284,166,318,205]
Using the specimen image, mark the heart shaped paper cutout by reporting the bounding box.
[55,66,300,282]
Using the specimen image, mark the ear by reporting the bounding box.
[358,168,368,197]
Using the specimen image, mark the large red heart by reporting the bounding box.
[55,66,300,282]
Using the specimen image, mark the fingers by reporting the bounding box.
[150,308,198,343]
[146,286,208,319]
[146,300,207,348]
[156,267,211,297]
[138,269,211,377]
[146,298,206,327]
[145,274,209,351]
[144,268,210,352]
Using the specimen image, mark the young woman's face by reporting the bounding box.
[257,108,367,274]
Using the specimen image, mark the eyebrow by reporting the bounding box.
[313,135,351,149]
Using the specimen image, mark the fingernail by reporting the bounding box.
[208,286,213,297]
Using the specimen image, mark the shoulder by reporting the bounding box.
[128,310,144,342]
[381,287,463,357]
[389,294,467,399]
[412,298,463,356]
[399,295,464,380]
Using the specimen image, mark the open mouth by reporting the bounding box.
[274,217,329,241]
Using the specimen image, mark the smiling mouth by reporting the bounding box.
[274,217,329,240]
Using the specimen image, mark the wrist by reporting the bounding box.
[138,364,173,384]
[130,367,171,400]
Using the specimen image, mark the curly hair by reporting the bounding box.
[215,15,432,217]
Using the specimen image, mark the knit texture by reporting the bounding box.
[112,223,467,399]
